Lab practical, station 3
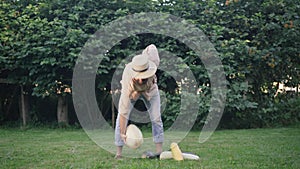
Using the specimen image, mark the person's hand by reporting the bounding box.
[120,133,127,143]
[132,78,143,85]
[130,91,140,100]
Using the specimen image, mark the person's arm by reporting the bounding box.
[143,44,160,67]
[119,114,127,142]
[118,65,132,142]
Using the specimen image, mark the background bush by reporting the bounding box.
[0,0,299,129]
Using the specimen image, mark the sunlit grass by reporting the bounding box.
[0,126,299,169]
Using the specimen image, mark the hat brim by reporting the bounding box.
[129,60,157,79]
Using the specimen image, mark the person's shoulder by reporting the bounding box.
[122,62,134,81]
[124,62,132,72]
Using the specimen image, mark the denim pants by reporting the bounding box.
[114,94,164,146]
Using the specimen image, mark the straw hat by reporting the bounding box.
[129,54,157,79]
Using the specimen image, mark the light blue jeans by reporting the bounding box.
[114,94,164,146]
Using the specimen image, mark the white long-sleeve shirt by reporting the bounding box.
[118,44,160,117]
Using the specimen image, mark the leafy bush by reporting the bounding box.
[264,96,300,127]
[1,0,299,129]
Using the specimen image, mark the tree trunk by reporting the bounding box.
[57,95,68,126]
[20,85,30,126]
[112,96,115,129]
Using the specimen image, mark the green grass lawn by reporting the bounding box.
[0,125,299,169]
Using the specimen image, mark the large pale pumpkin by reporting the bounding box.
[125,124,143,149]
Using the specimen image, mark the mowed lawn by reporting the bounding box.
[0,125,299,169]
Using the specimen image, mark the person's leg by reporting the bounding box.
[114,98,136,158]
[155,142,163,154]
[114,113,126,158]
[144,93,164,154]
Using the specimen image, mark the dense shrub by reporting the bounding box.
[0,0,299,129]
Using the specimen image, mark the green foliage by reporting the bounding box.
[260,96,300,127]
[0,0,299,128]
[162,93,181,127]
